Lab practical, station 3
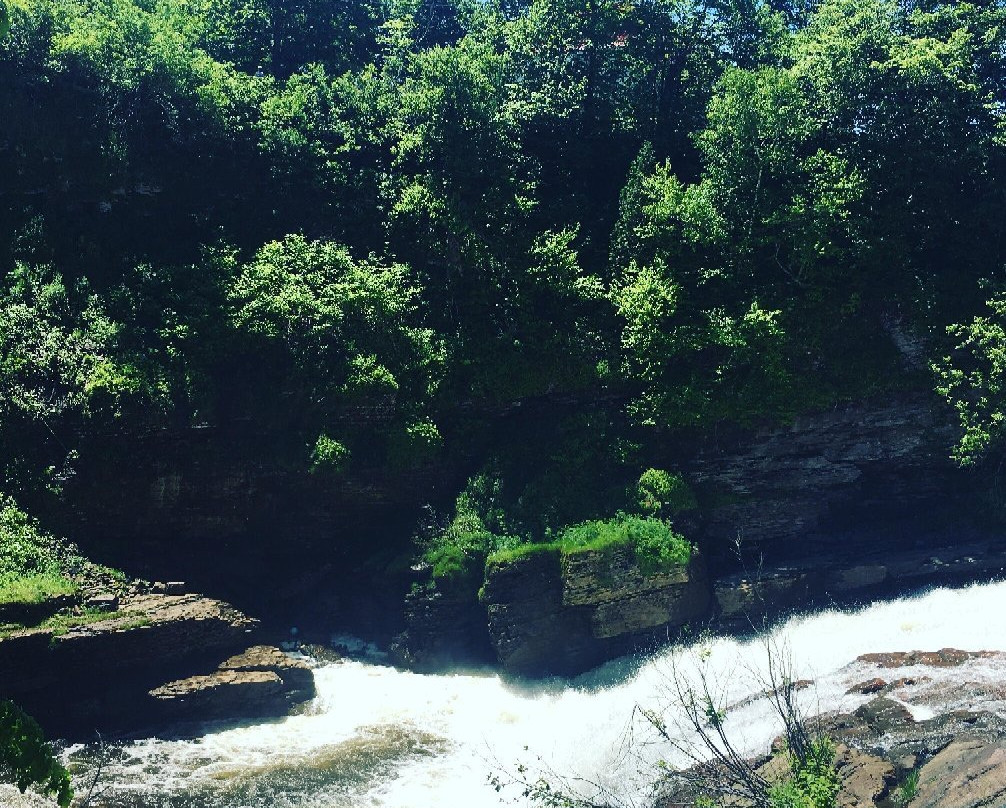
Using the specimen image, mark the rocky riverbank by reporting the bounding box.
[0,578,315,740]
[660,647,1006,808]
[393,534,1006,676]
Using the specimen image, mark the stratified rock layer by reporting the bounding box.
[0,592,313,737]
[481,549,709,676]
[150,645,315,720]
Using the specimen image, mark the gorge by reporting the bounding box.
[6,0,1006,805]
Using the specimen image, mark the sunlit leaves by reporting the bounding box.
[0,701,71,808]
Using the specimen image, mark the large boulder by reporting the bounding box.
[481,548,709,676]
[0,591,263,737]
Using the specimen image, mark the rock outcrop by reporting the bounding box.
[688,392,961,562]
[402,528,1006,677]
[714,539,1006,629]
[480,549,710,676]
[659,648,1006,808]
[0,591,314,738]
[150,645,315,722]
[389,576,495,671]
[913,740,1006,808]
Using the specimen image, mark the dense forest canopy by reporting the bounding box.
[2,0,1006,569]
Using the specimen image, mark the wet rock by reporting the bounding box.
[150,646,314,721]
[0,591,260,737]
[890,676,927,688]
[482,549,597,676]
[831,564,888,591]
[564,547,711,639]
[715,566,820,625]
[219,645,315,701]
[854,697,915,734]
[481,550,709,676]
[150,669,288,718]
[389,575,495,671]
[848,678,887,695]
[857,649,998,668]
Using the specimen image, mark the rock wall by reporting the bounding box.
[687,392,963,564]
[480,549,710,676]
[397,392,1000,677]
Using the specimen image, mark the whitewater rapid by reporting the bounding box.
[68,579,1006,808]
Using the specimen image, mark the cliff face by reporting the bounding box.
[42,390,992,680]
[479,549,710,676]
[688,391,963,564]
[398,392,997,677]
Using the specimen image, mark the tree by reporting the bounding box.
[935,293,1006,465]
[0,701,72,808]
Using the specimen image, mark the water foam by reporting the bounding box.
[73,579,1006,808]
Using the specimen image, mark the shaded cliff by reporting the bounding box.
[686,391,965,566]
[394,391,1001,676]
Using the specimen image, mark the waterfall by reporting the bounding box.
[68,579,1006,808]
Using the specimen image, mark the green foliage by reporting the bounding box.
[2,0,1006,580]
[896,769,919,805]
[386,416,444,469]
[0,573,76,607]
[0,265,125,421]
[0,495,81,596]
[635,469,696,516]
[485,540,561,568]
[769,739,840,808]
[560,514,691,575]
[423,470,523,583]
[936,294,1006,464]
[488,513,691,575]
[310,434,350,473]
[228,235,442,398]
[0,701,72,808]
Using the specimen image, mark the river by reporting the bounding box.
[64,579,1006,808]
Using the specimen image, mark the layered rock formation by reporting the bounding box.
[399,531,1006,677]
[0,589,314,738]
[480,549,710,676]
[688,392,962,562]
[395,390,1000,676]
[150,645,316,722]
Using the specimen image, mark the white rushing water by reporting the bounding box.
[71,579,1006,808]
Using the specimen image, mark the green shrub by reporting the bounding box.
[485,540,561,567]
[310,434,350,473]
[0,496,87,610]
[490,514,691,575]
[769,738,840,808]
[635,469,697,516]
[0,496,79,580]
[561,514,691,575]
[386,416,443,469]
[0,700,72,807]
[896,769,919,805]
